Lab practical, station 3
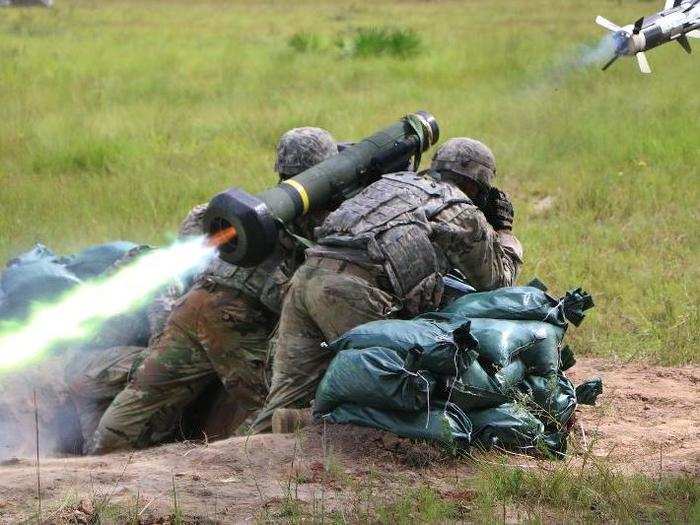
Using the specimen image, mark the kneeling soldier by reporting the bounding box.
[89,128,339,453]
[253,137,523,432]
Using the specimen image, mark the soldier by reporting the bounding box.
[87,127,339,454]
[252,137,523,433]
[65,240,199,451]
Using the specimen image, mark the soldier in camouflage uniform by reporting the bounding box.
[65,226,205,450]
[252,137,523,433]
[87,127,339,454]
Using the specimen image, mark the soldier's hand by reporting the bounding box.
[483,187,514,231]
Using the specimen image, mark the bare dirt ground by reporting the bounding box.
[0,357,697,523]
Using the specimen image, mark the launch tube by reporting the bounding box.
[204,111,440,266]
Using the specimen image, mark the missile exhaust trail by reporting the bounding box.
[0,229,234,370]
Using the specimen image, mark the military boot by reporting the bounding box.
[271,408,313,434]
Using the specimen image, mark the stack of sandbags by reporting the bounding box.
[315,282,599,456]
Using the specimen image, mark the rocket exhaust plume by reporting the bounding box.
[577,34,617,67]
[0,234,224,370]
[206,226,237,248]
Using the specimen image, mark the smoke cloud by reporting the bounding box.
[0,235,217,459]
[0,235,215,370]
[576,33,617,68]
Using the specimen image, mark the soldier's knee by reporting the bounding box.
[88,426,134,455]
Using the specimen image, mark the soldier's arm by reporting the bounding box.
[432,203,523,290]
[178,203,209,239]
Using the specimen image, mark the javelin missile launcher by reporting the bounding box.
[205,111,439,266]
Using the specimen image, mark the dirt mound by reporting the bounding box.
[0,358,697,523]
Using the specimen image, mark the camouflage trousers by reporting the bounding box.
[65,345,148,453]
[89,280,275,454]
[251,257,397,433]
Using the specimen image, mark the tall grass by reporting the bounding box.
[260,453,698,523]
[0,0,698,364]
[288,32,322,53]
[471,460,699,523]
[339,27,422,58]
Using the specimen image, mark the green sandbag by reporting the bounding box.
[437,286,566,327]
[468,403,565,455]
[448,359,526,410]
[5,244,67,268]
[314,347,436,416]
[466,318,563,374]
[327,318,475,375]
[520,370,576,428]
[576,377,603,406]
[430,285,594,328]
[0,242,139,320]
[65,241,139,280]
[0,260,82,319]
[322,401,472,445]
[469,403,542,448]
[560,345,576,370]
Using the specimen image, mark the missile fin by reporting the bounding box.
[633,17,645,35]
[636,52,652,73]
[664,0,675,10]
[596,15,622,32]
[602,55,620,70]
[677,34,692,53]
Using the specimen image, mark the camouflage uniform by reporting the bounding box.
[88,128,338,454]
[64,238,209,448]
[65,345,148,449]
[252,138,523,432]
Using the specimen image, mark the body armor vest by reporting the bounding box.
[204,229,305,315]
[204,252,291,315]
[313,172,470,315]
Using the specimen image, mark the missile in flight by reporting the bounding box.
[596,0,700,73]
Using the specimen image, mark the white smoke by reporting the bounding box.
[0,235,216,370]
[576,33,617,67]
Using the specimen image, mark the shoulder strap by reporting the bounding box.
[280,221,315,250]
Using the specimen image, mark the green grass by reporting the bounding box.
[288,31,323,53]
[339,27,422,58]
[374,486,460,523]
[262,458,698,524]
[0,0,698,365]
[470,460,699,523]
[290,26,422,57]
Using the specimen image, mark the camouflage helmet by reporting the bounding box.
[431,138,496,188]
[274,127,338,179]
[178,203,209,238]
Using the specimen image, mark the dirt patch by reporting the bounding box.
[569,358,699,476]
[0,357,697,522]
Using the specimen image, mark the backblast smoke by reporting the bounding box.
[0,235,219,370]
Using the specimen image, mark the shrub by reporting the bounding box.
[288,32,322,53]
[339,27,422,59]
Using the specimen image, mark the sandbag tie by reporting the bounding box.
[561,288,594,327]
[575,378,603,406]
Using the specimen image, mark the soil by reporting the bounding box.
[0,357,697,523]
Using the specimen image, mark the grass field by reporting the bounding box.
[1,0,698,365]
